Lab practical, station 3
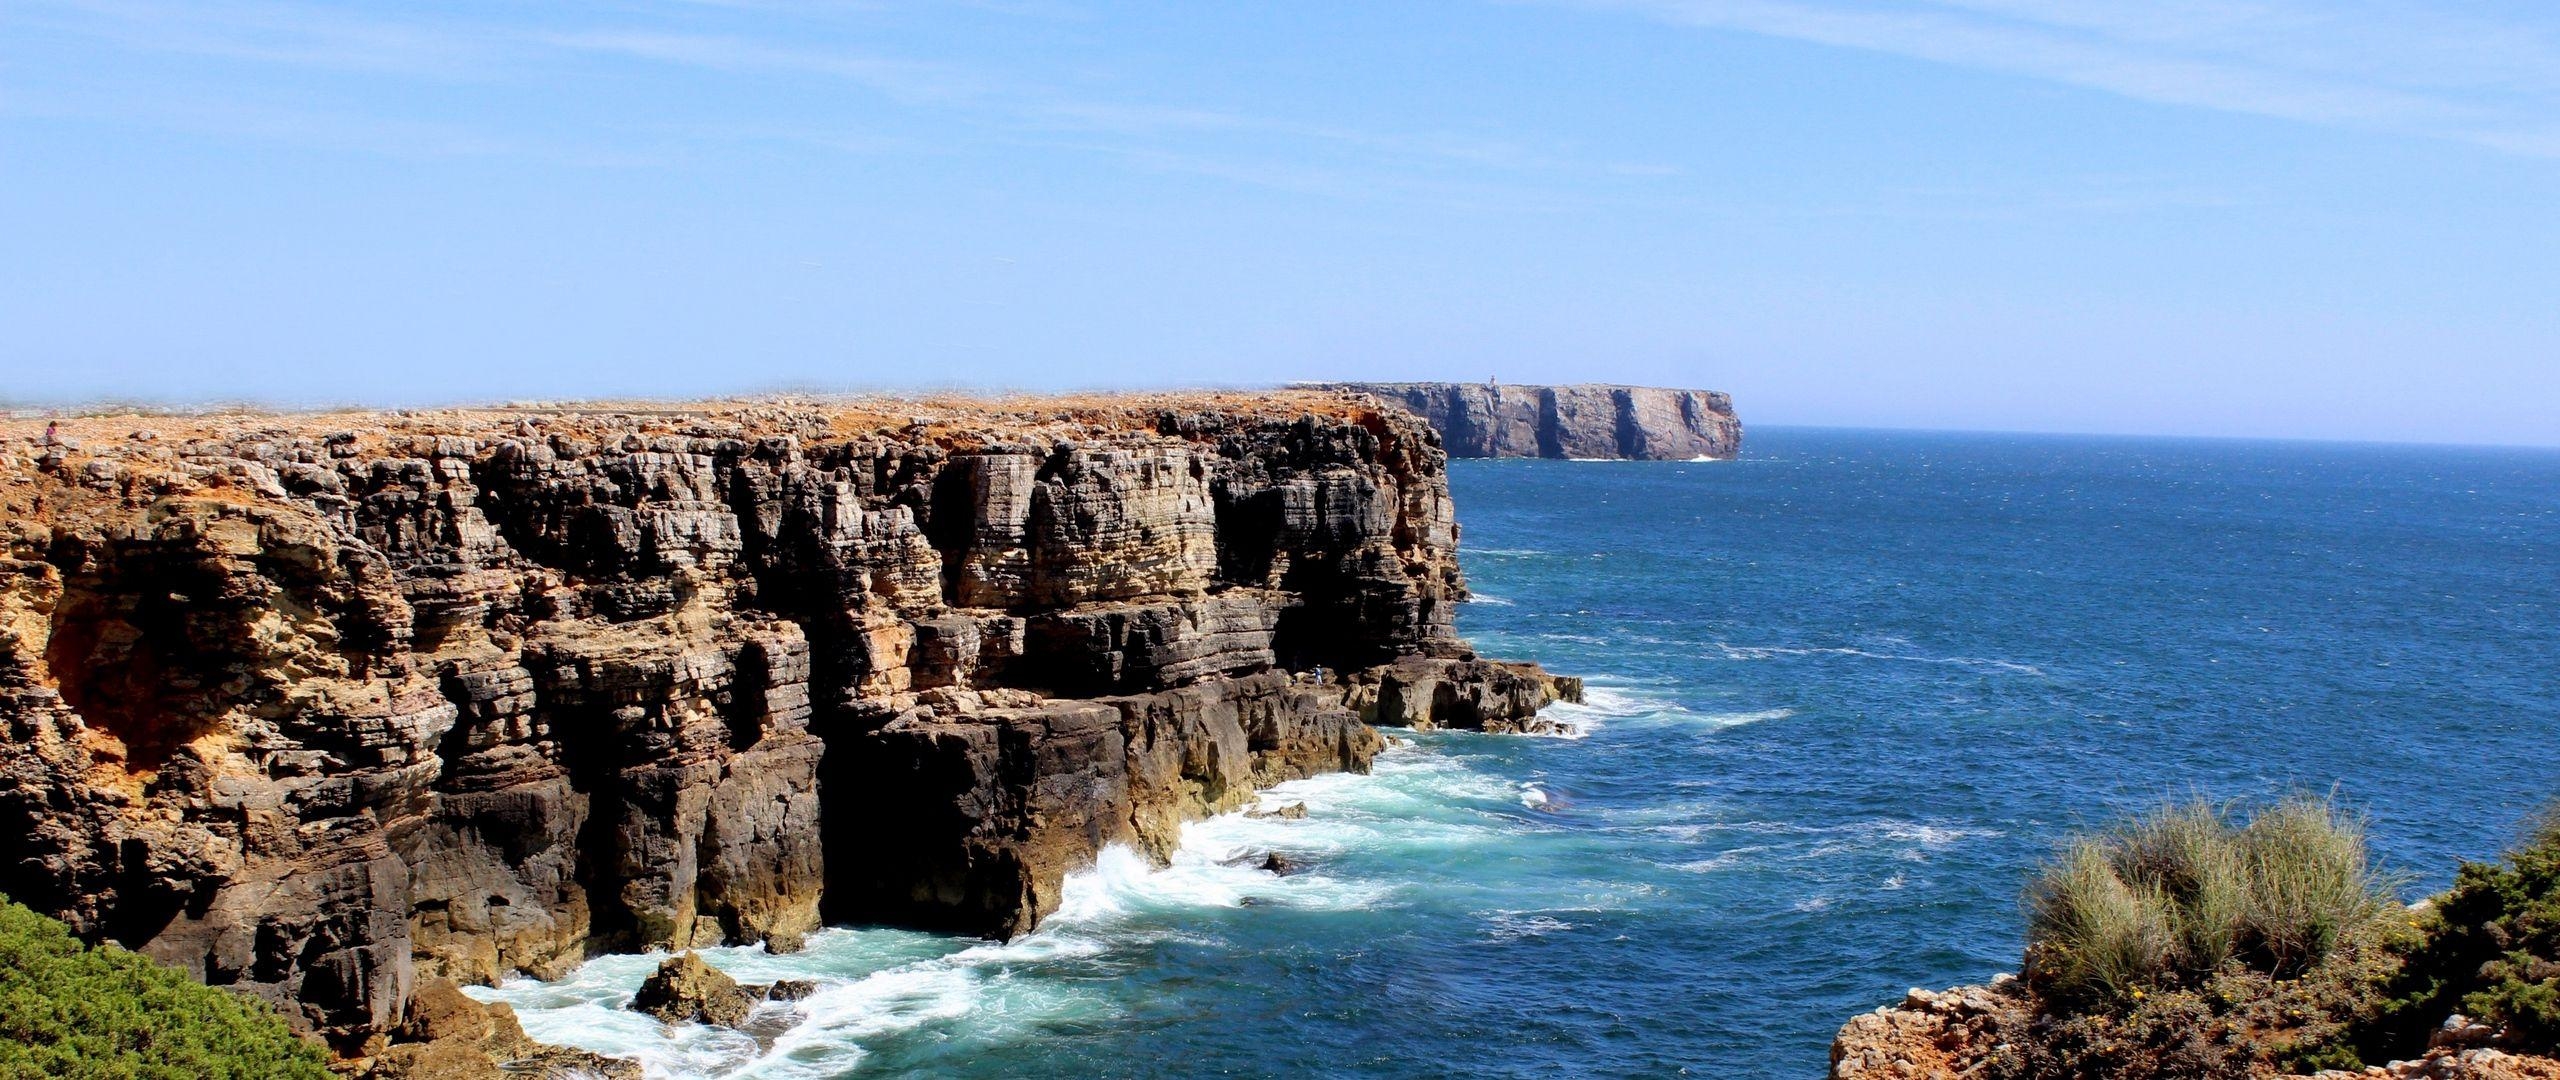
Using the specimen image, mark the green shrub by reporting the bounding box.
[0,893,332,1079]
[1998,944,2412,1080]
[2381,806,2560,1055]
[2025,795,2399,1009]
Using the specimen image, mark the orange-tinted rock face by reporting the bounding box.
[0,391,1571,1050]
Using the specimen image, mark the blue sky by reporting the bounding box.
[5,1,2557,444]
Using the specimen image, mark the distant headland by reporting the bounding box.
[1316,382,1740,461]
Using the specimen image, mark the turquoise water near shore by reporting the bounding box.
[479,428,2560,1077]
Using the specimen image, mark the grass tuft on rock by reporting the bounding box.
[1983,797,2413,1079]
[2025,795,2399,1009]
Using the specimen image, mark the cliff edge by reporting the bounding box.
[1319,382,1740,460]
[0,390,1577,1055]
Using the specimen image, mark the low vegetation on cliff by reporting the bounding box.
[2381,809,2560,1056]
[1836,798,2560,1079]
[0,893,329,1079]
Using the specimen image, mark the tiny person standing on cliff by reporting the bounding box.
[42,421,60,446]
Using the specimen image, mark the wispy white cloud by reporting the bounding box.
[1,87,527,160]
[535,30,990,102]
[1554,0,2560,155]
[12,0,508,77]
[1017,99,1672,176]
[9,0,1676,198]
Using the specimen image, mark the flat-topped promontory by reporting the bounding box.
[0,390,1578,1065]
[1318,382,1740,460]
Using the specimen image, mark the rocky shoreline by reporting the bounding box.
[1832,978,2560,1080]
[0,389,1579,1070]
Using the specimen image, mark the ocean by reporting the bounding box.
[477,427,2560,1077]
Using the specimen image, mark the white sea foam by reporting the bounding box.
[1532,683,1664,735]
[1482,911,1577,941]
[471,746,1549,1078]
[1709,642,2047,677]
[1650,816,2001,884]
[1535,683,1787,736]
[1795,820,2003,861]
[1667,845,1768,873]
[1700,708,1794,727]
[1464,592,1516,606]
[1870,822,2003,845]
[469,736,1584,1078]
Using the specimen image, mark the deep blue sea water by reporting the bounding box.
[481,428,2560,1078]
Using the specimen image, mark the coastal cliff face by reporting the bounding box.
[1322,382,1740,460]
[0,391,1576,1053]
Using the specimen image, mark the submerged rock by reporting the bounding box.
[760,979,819,1002]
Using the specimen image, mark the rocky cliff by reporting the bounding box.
[0,391,1576,1055]
[1320,382,1740,460]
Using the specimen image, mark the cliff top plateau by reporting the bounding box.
[1,389,1380,499]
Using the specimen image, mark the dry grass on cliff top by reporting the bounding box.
[0,389,1394,536]
[0,388,1376,449]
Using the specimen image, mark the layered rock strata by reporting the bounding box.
[1320,382,1740,460]
[0,391,1575,1053]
